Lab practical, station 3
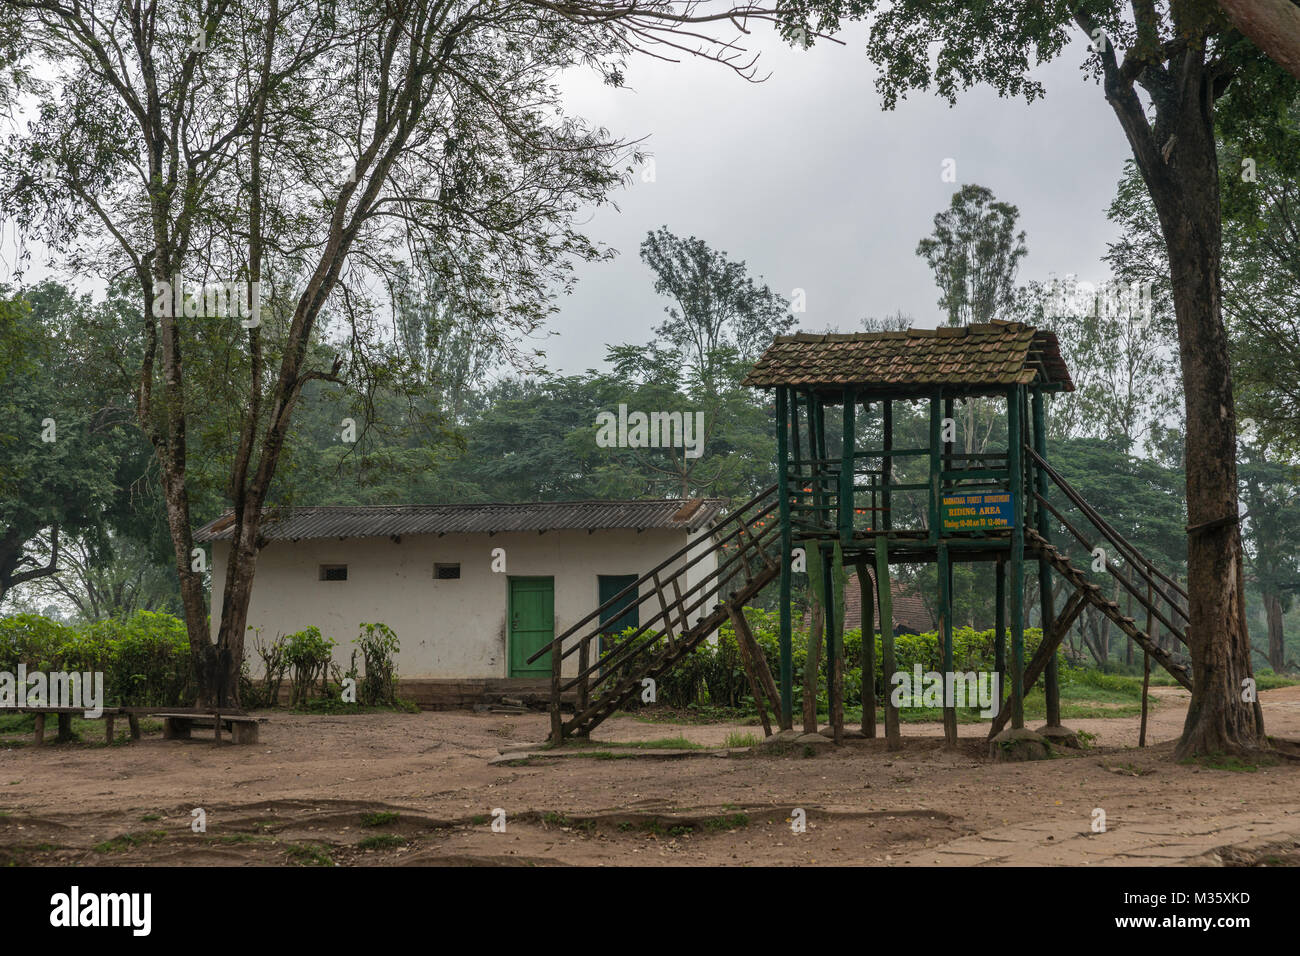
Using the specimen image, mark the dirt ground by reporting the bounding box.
[3,684,1300,866]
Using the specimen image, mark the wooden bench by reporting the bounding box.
[152,712,261,745]
[5,707,140,746]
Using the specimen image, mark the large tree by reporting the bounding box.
[816,0,1291,757]
[1,1,817,705]
[916,184,1028,329]
[0,283,135,609]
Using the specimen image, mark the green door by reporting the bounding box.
[598,574,640,662]
[509,576,554,677]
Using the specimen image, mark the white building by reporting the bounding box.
[196,499,725,706]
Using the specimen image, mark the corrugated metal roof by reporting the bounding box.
[194,498,729,542]
[742,321,1074,393]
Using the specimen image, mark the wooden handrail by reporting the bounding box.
[524,484,777,666]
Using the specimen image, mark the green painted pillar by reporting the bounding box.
[876,533,900,749]
[776,386,793,729]
[995,553,1007,694]
[928,393,942,545]
[839,387,856,547]
[1033,388,1061,728]
[1008,385,1026,730]
[938,538,956,745]
[882,400,893,532]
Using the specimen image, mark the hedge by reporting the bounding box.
[0,611,193,706]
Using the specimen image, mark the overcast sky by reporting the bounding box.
[545,24,1134,376]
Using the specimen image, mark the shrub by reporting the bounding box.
[0,611,192,706]
[284,626,335,707]
[356,622,399,706]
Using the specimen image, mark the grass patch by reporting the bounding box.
[1186,753,1277,773]
[360,811,399,828]
[284,841,334,866]
[724,732,761,748]
[701,812,750,832]
[140,813,162,822]
[357,834,406,850]
[621,735,704,750]
[94,830,167,853]
[206,833,266,845]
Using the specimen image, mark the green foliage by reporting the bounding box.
[284,626,335,707]
[0,610,191,705]
[356,622,399,706]
[609,606,1049,714]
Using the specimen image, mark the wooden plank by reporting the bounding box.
[729,601,782,720]
[577,641,591,725]
[729,606,772,737]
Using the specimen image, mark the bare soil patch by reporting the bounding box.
[3,684,1300,866]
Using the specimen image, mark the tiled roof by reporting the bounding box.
[742,321,1073,393]
[194,498,727,542]
[803,572,935,636]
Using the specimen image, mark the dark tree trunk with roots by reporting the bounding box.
[1105,48,1266,757]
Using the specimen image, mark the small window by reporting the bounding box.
[435,563,461,580]
[319,564,348,581]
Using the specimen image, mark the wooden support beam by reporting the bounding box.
[938,539,957,746]
[1141,581,1152,747]
[777,386,794,729]
[990,588,1087,737]
[1008,384,1026,730]
[1032,388,1061,728]
[882,400,893,533]
[730,603,784,728]
[876,534,900,750]
[550,635,564,745]
[577,641,591,730]
[995,554,1007,693]
[839,386,856,546]
[857,558,876,738]
[729,606,772,737]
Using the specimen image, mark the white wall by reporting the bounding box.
[210,527,719,679]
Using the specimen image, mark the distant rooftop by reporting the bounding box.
[194,498,727,542]
[742,321,1074,395]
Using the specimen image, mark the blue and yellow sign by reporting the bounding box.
[941,491,1015,532]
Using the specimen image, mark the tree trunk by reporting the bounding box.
[1265,591,1285,672]
[1127,88,1264,756]
[1100,42,1266,757]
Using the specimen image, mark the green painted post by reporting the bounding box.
[876,534,900,749]
[928,393,942,545]
[1008,385,1026,730]
[839,387,856,547]
[938,538,956,745]
[1033,388,1061,728]
[776,386,793,730]
[882,400,893,532]
[810,393,827,534]
[995,554,1007,692]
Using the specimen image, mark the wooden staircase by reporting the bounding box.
[1026,527,1191,690]
[529,485,784,743]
